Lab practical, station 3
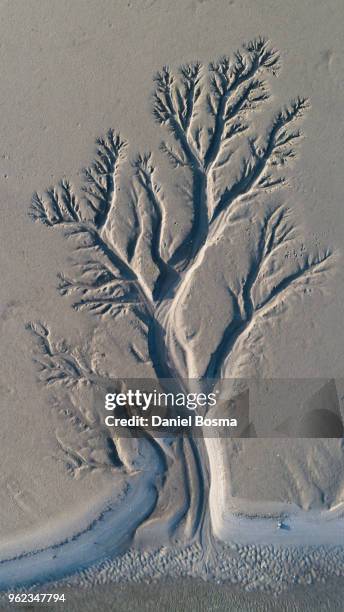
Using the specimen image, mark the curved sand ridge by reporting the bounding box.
[1,456,344,590]
[0,472,157,591]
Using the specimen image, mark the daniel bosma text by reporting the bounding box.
[104,415,238,428]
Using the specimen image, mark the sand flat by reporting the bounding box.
[0,0,344,599]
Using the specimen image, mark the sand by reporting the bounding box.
[1,0,344,604]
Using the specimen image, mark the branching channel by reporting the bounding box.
[27,37,334,541]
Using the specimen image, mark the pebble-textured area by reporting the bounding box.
[55,542,344,595]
